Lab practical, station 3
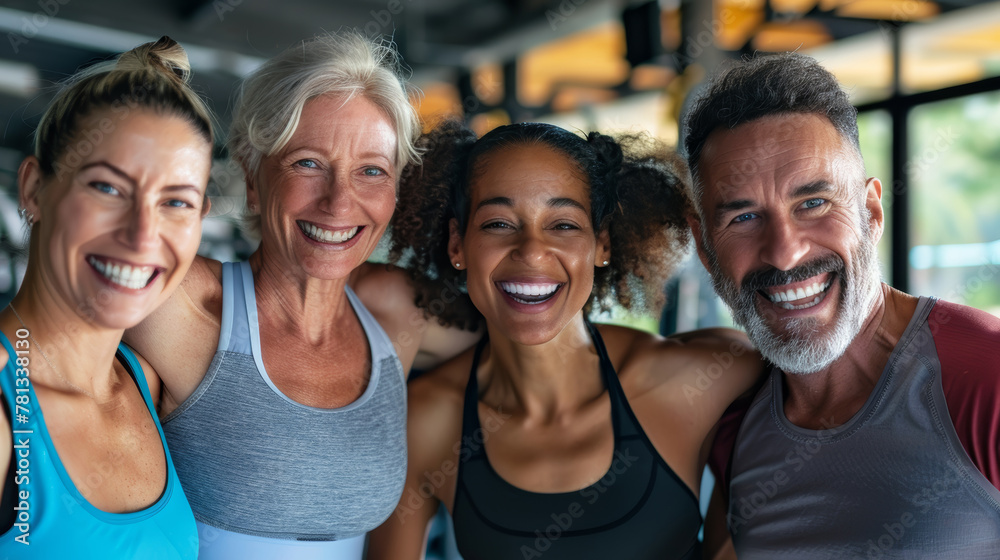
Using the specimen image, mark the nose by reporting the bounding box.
[318,173,353,217]
[510,229,548,267]
[123,204,159,251]
[759,216,809,272]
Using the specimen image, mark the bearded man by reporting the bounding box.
[683,53,1000,559]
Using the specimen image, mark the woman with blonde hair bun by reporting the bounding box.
[0,36,214,557]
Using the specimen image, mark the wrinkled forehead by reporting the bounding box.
[697,114,855,204]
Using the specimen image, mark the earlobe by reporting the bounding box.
[686,214,712,271]
[18,156,44,224]
[865,178,884,243]
[447,218,465,268]
[594,229,611,267]
[201,196,213,218]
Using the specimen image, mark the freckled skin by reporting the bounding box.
[0,108,213,514]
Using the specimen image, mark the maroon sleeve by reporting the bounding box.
[708,392,755,496]
[929,300,1000,491]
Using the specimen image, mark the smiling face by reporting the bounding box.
[692,113,884,374]
[249,94,398,281]
[20,108,212,329]
[449,143,610,346]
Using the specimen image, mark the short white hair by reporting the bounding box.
[228,30,421,236]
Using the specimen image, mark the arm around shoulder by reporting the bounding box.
[123,255,222,412]
[666,327,764,407]
[351,263,480,374]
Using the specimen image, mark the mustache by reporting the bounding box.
[740,255,845,294]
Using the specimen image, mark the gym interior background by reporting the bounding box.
[0,1,998,553]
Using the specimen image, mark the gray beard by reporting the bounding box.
[705,231,882,375]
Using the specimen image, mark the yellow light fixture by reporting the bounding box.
[834,0,938,21]
[518,21,630,107]
[752,20,833,51]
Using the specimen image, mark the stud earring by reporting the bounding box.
[454,262,462,269]
[602,260,609,266]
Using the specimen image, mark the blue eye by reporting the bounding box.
[733,212,757,223]
[803,198,826,209]
[296,159,318,169]
[363,167,385,176]
[165,199,192,208]
[90,181,119,196]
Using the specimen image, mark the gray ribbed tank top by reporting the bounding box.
[161,261,406,541]
[729,297,1000,559]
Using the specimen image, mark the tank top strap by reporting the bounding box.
[217,261,251,355]
[460,335,491,461]
[584,320,634,440]
[344,285,398,378]
[0,332,18,408]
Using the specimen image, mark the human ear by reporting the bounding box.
[17,156,44,225]
[594,228,611,267]
[864,177,884,243]
[687,214,712,271]
[447,218,465,270]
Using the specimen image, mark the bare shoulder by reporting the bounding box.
[123,255,224,410]
[352,262,480,372]
[127,256,223,343]
[407,348,473,435]
[178,255,224,313]
[350,262,421,322]
[600,324,762,402]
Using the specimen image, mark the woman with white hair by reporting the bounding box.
[125,31,475,559]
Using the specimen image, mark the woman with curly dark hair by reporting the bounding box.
[369,121,764,560]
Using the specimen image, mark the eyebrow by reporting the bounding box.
[80,161,201,194]
[474,196,588,213]
[80,161,135,187]
[791,180,834,198]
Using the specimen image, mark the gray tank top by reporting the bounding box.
[161,261,407,541]
[729,297,1000,559]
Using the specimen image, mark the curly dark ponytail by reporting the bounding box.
[389,120,693,328]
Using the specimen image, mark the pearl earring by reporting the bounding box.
[454,262,462,269]
[602,260,609,266]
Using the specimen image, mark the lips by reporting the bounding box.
[297,221,360,244]
[87,255,161,290]
[498,281,562,305]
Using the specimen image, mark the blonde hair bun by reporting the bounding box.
[115,36,191,84]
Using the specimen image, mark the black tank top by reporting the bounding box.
[452,322,702,560]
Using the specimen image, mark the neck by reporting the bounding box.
[479,316,605,422]
[249,246,354,345]
[3,280,125,400]
[782,283,919,427]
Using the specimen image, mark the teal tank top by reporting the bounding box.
[0,331,198,558]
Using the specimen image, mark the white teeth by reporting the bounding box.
[767,280,832,304]
[778,294,824,310]
[499,282,560,304]
[300,222,359,244]
[500,282,559,297]
[88,256,154,289]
